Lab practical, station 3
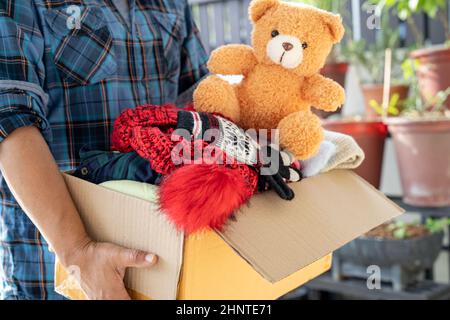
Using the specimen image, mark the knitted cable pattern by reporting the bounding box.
[112,104,178,153]
[130,126,176,175]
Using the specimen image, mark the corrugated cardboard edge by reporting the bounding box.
[215,225,339,286]
[217,170,405,283]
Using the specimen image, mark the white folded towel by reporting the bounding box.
[301,130,365,177]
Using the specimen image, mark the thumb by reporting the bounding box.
[116,247,158,268]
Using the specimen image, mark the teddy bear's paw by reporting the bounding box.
[193,75,240,122]
[278,111,324,160]
[324,83,346,111]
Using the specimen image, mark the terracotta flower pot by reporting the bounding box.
[386,118,450,207]
[361,84,410,119]
[313,62,349,119]
[410,46,450,110]
[323,120,388,189]
[321,62,349,88]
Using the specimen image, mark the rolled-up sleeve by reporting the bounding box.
[0,6,50,143]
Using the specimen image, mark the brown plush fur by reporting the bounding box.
[193,0,345,159]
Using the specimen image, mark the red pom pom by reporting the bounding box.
[159,164,251,234]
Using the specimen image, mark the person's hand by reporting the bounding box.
[64,238,158,300]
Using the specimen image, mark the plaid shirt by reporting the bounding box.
[0,0,208,299]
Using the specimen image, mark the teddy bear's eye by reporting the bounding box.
[271,30,279,38]
[302,42,308,49]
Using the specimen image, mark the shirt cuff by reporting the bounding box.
[0,91,50,143]
[0,111,46,143]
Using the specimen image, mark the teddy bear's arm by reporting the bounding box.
[207,44,258,76]
[303,74,346,112]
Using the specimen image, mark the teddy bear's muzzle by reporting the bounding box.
[266,34,303,69]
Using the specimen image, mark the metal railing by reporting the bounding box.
[189,0,253,52]
[189,0,450,53]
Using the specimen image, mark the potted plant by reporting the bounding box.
[385,57,450,207]
[343,11,410,119]
[371,0,450,109]
[333,218,450,291]
[291,0,350,117]
[322,118,388,189]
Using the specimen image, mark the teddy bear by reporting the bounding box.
[193,0,345,160]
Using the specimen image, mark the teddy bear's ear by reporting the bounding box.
[249,0,279,23]
[321,13,345,44]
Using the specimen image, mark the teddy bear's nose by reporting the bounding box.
[282,42,294,51]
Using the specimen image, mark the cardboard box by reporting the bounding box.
[55,170,403,300]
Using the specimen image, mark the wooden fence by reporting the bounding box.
[188,0,450,53]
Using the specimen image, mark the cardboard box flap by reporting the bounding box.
[218,170,404,283]
[63,174,184,300]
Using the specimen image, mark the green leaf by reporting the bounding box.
[369,99,385,115]
[426,218,450,233]
[393,227,408,239]
[401,58,419,81]
[390,93,400,107]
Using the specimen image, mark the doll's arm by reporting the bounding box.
[207,44,258,76]
[303,74,345,111]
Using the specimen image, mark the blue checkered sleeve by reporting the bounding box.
[0,6,50,142]
[0,0,208,300]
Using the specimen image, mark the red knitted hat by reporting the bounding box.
[111,104,258,233]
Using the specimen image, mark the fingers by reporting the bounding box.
[279,149,302,182]
[266,174,295,201]
[288,168,301,182]
[274,174,295,200]
[280,150,295,166]
[100,286,132,300]
[116,247,158,268]
[109,275,133,300]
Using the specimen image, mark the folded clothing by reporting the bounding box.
[73,147,161,185]
[301,130,365,177]
[100,180,159,204]
[301,140,336,178]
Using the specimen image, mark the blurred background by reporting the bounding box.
[187,0,450,300]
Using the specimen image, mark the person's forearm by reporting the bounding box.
[0,126,90,266]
